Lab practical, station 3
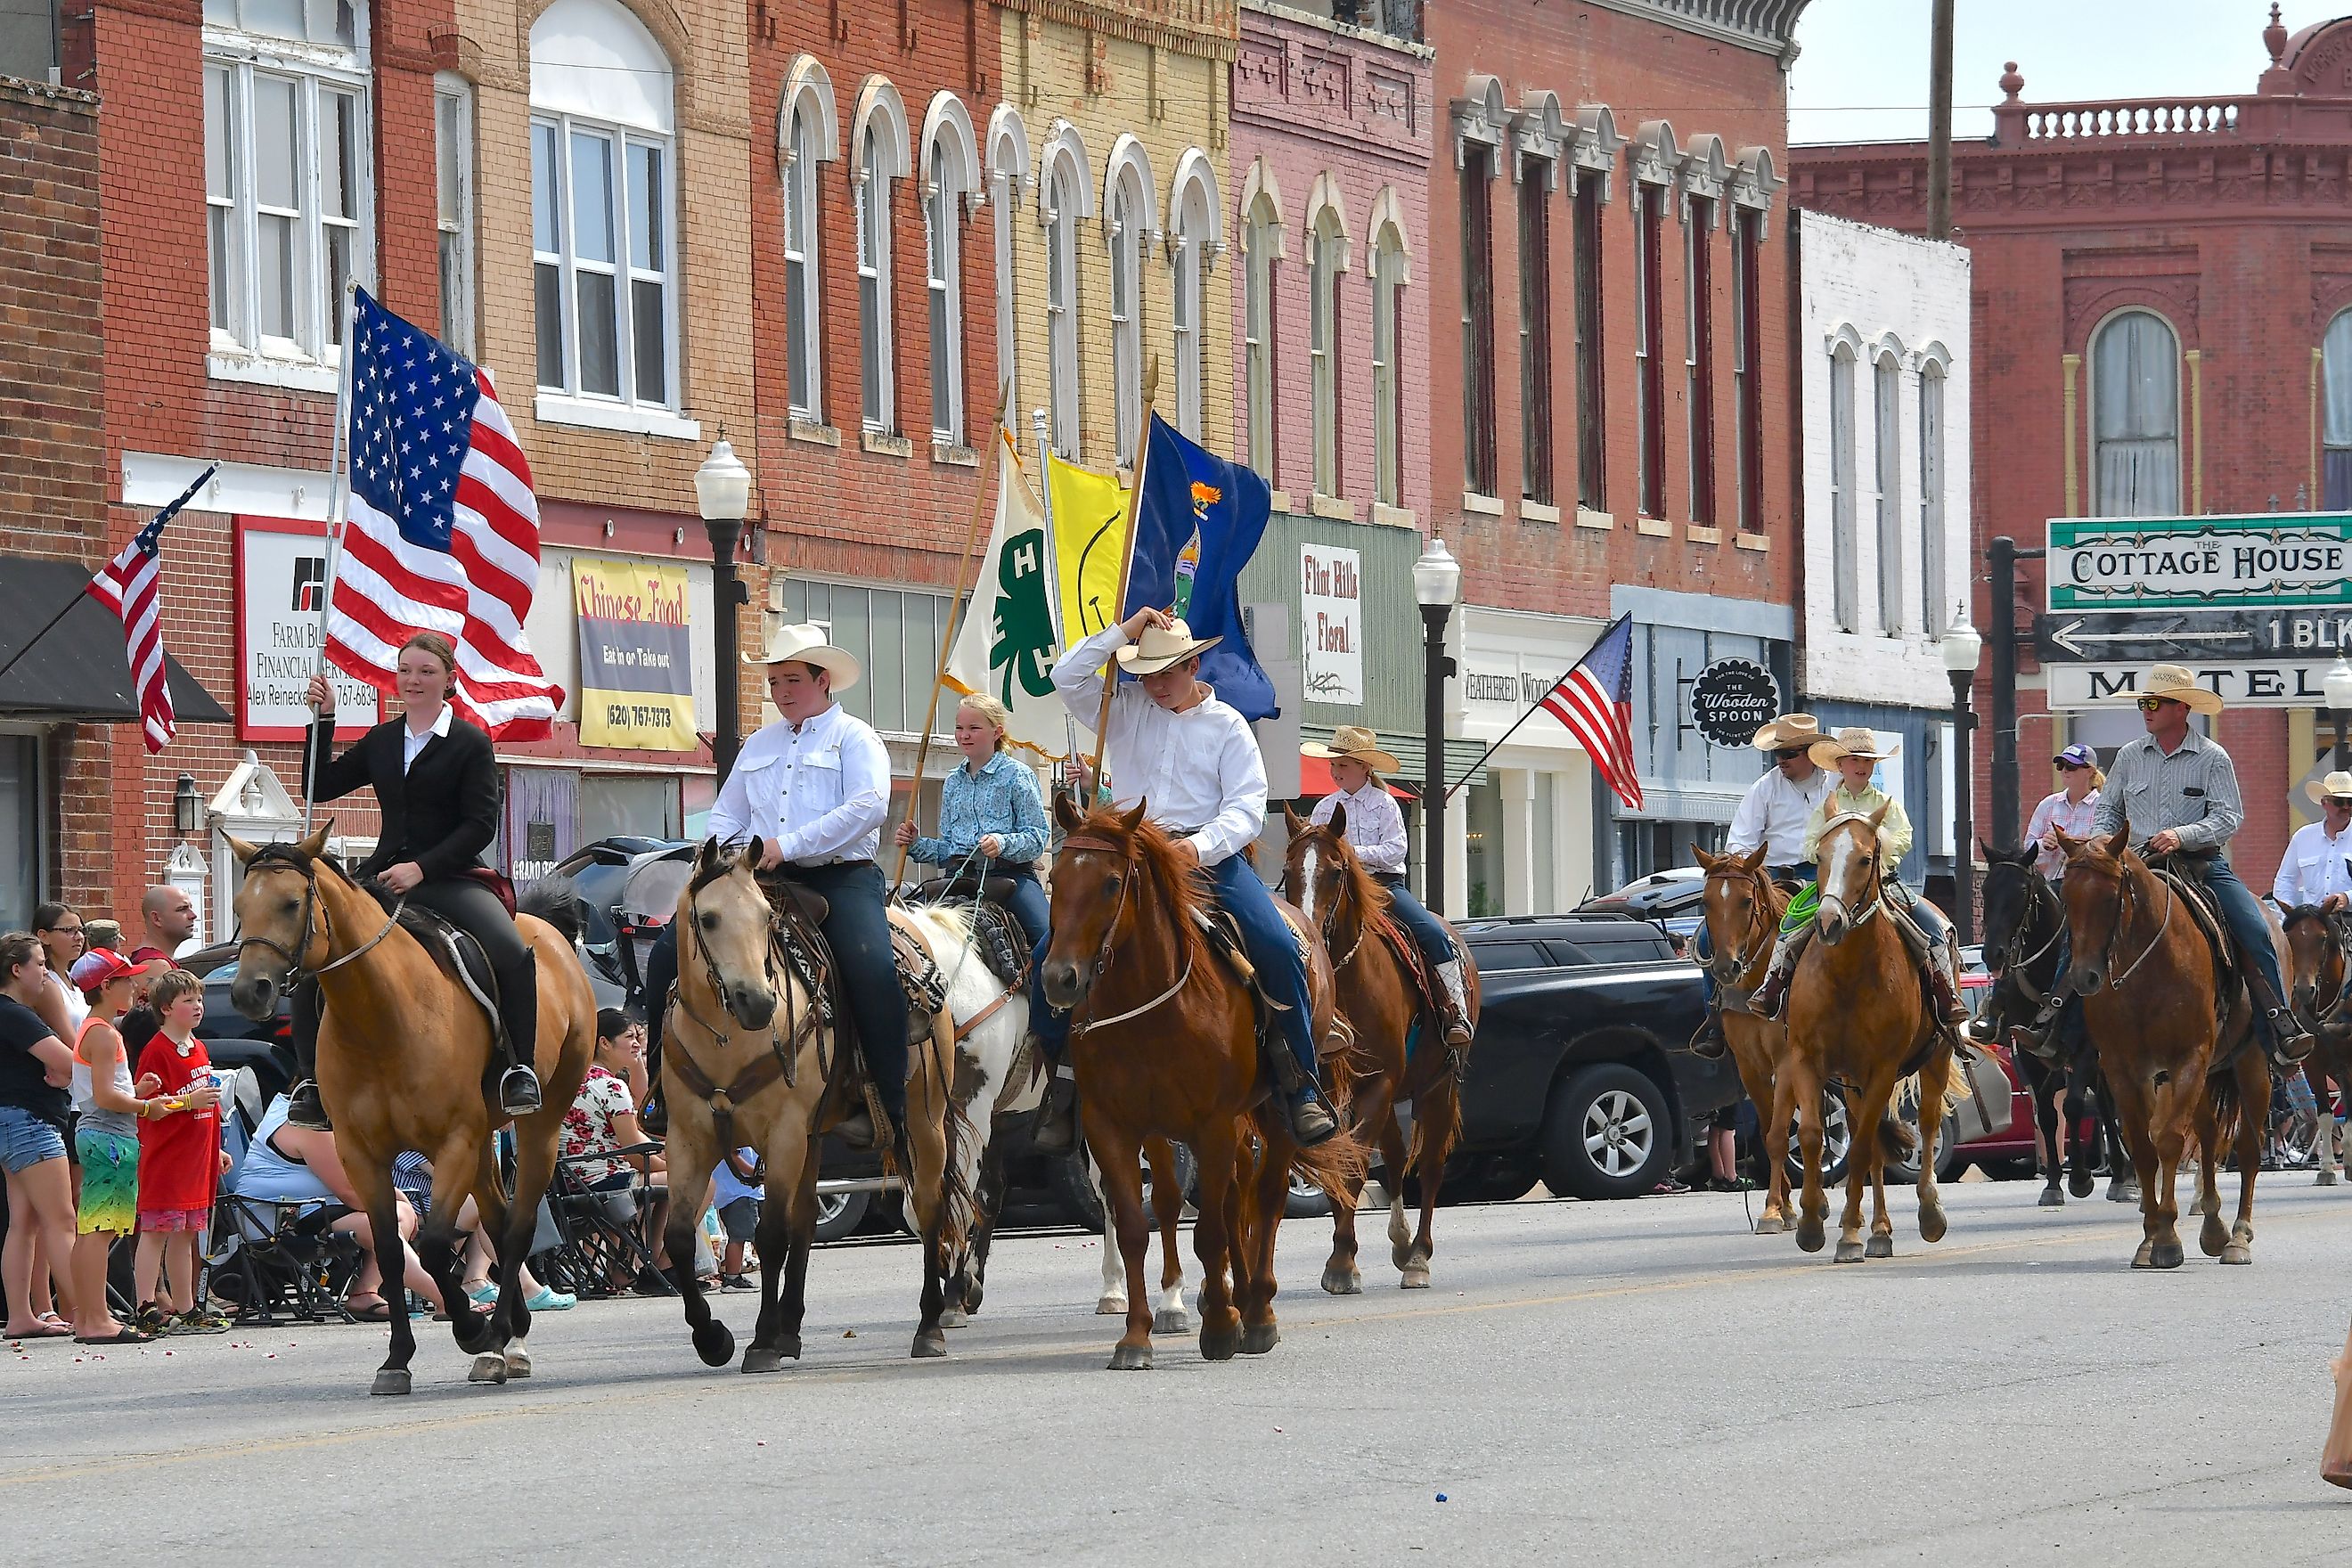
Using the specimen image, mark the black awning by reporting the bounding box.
[0,553,233,725]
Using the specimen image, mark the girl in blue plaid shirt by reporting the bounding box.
[894,695,1053,948]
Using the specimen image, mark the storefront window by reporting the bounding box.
[0,733,39,931]
[774,578,956,736]
[582,773,681,843]
[1464,778,1503,918]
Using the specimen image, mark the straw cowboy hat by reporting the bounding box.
[1114,616,1221,675]
[1808,725,1902,768]
[1751,714,1822,752]
[2306,770,2352,807]
[1303,725,1402,776]
[745,621,862,691]
[2118,662,2224,715]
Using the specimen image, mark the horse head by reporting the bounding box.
[1044,796,1196,1014]
[1975,841,2045,971]
[1812,805,1888,948]
[2053,821,2135,992]
[1695,843,1774,978]
[1280,804,1368,936]
[225,823,335,1020]
[2281,902,2344,1028]
[680,837,780,1032]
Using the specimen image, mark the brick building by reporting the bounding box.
[1424,0,1802,911]
[1791,6,2352,895]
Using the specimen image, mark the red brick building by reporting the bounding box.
[1791,7,2352,892]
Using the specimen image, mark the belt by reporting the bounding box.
[781,858,874,872]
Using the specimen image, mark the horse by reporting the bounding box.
[1279,804,1479,1293]
[657,837,970,1369]
[225,827,597,1395]
[1691,845,1798,1234]
[1040,799,1364,1369]
[2276,902,2352,1186]
[1772,805,1961,1262]
[1977,845,2136,1207]
[2053,825,2270,1268]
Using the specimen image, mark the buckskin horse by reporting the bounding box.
[1041,800,1364,1369]
[226,827,598,1394]
[2053,825,2270,1268]
[1280,804,1479,1292]
[1691,845,1798,1234]
[2276,902,2350,1186]
[1774,806,1962,1262]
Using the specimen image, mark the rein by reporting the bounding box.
[664,870,820,1147]
[2096,859,2175,989]
[234,850,403,983]
[1058,831,1196,1038]
[1702,862,1781,986]
[1986,868,2066,1008]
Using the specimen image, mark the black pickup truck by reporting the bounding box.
[1445,912,1735,1203]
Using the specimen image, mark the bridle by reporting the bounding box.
[2283,905,2352,1028]
[1057,832,1194,1037]
[2078,852,2173,990]
[664,861,820,1127]
[1702,860,1781,985]
[1983,862,2066,988]
[677,870,782,1035]
[233,846,402,984]
[1814,813,1887,932]
[1293,829,1369,971]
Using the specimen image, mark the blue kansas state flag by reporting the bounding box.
[1123,414,1278,722]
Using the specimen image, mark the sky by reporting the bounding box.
[1786,0,2301,145]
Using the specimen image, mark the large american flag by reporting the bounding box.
[86,467,213,755]
[325,287,561,739]
[1538,612,1644,810]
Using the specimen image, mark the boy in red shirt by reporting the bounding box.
[133,970,226,1334]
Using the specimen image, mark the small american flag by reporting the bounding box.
[86,467,212,755]
[1539,612,1644,810]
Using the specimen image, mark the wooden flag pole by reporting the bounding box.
[304,280,361,836]
[894,378,1013,889]
[1085,357,1161,794]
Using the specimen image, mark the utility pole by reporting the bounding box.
[1927,0,1956,239]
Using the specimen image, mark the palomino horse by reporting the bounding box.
[2053,825,2270,1268]
[1692,845,1797,1234]
[1041,800,1363,1369]
[1978,845,2135,1207]
[1773,805,1960,1262]
[1280,804,1480,1292]
[2280,903,2352,1186]
[226,828,598,1395]
[657,838,968,1368]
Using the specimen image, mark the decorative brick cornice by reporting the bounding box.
[994,0,1238,63]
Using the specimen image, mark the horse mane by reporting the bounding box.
[1069,805,1212,966]
[1294,818,1392,923]
[2282,902,2326,928]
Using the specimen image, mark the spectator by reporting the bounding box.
[65,949,167,1343]
[235,1093,445,1319]
[31,904,89,1041]
[561,1009,668,1290]
[130,886,197,967]
[131,969,227,1335]
[83,919,122,952]
[711,1147,760,1291]
[1,932,81,1340]
[392,1147,575,1313]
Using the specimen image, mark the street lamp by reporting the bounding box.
[2326,656,2352,773]
[693,437,753,780]
[1941,616,1984,947]
[1412,537,1462,917]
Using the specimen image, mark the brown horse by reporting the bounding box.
[1041,800,1363,1369]
[225,827,597,1394]
[1692,844,1797,1234]
[1774,806,1959,1262]
[1279,804,1479,1293]
[2280,903,2352,1186]
[2054,825,2269,1268]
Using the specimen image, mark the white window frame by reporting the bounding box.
[1830,339,1859,633]
[919,93,980,448]
[1370,218,1409,510]
[1105,137,1155,468]
[1873,349,1904,635]
[2089,307,2184,518]
[1167,150,1221,444]
[1306,189,1349,502]
[987,108,1028,424]
[1918,354,1947,635]
[856,129,896,435]
[1039,126,1091,461]
[434,74,476,360]
[530,111,679,412]
[781,102,827,421]
[1243,188,1282,478]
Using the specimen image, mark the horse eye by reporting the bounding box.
[1106,874,1123,894]
[700,913,720,931]
[282,897,300,912]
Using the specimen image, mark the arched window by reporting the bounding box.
[920,94,978,446]
[2323,309,2352,509]
[779,59,837,423]
[1306,177,1350,501]
[530,0,677,409]
[1106,139,1154,466]
[1874,348,1903,635]
[1167,150,1220,442]
[851,79,911,437]
[1039,126,1090,460]
[1829,338,1858,633]
[2091,310,2180,517]
[1368,200,1409,510]
[1241,180,1282,478]
[1918,354,1948,634]
[987,109,1028,420]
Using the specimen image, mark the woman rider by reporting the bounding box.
[893,693,1052,950]
[288,633,540,1131]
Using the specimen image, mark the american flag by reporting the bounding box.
[86,467,212,755]
[1538,612,1644,810]
[326,287,561,739]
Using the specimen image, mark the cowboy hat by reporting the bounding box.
[745,622,862,691]
[2117,663,2223,715]
[1303,725,1402,776]
[1115,617,1221,676]
[1751,714,1822,752]
[1808,725,1902,767]
[2307,770,2352,806]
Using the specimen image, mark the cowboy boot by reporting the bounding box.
[1688,1003,1730,1060]
[1030,1066,1080,1156]
[287,981,331,1131]
[1434,959,1475,1052]
[2247,970,2317,1065]
[495,951,545,1118]
[1287,1084,1340,1147]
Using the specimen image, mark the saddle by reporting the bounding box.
[907,874,1029,986]
[1368,911,1448,1051]
[2144,851,2242,1014]
[1188,905,1351,1096]
[384,900,509,1049]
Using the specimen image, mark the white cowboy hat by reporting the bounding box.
[1303,725,1403,776]
[1808,725,1901,767]
[1751,714,1822,752]
[745,621,861,691]
[2116,662,2223,715]
[1115,617,1221,676]
[2307,770,2352,806]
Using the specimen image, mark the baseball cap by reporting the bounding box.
[2053,743,2097,770]
[69,948,151,991]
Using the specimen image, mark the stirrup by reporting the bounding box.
[287,1079,332,1132]
[1030,1077,1080,1156]
[2269,1014,2317,1064]
[497,1066,543,1118]
[1689,1012,1728,1060]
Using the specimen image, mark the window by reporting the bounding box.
[1632,178,1667,519]
[1731,208,1763,532]
[1831,344,1858,632]
[1310,203,1345,498]
[988,114,1026,422]
[924,142,965,444]
[530,0,677,410]
[773,578,956,735]
[2090,310,2180,517]
[1045,154,1084,459]
[1372,225,1407,508]
[781,75,834,422]
[434,78,475,359]
[2327,309,2352,509]
[1460,144,1498,499]
[1518,166,1554,507]
[1169,155,1218,442]
[1919,359,1947,634]
[0,732,40,934]
[1686,198,1715,527]
[1572,178,1605,512]
[1874,354,1902,633]
[856,126,896,435]
[202,0,371,369]
[1244,192,1280,477]
[1107,162,1147,466]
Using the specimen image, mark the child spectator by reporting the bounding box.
[711,1147,760,1290]
[65,949,168,1343]
[133,969,227,1335]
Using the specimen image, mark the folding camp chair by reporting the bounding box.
[207,1072,363,1325]
[535,1145,671,1299]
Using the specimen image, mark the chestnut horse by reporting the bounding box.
[2281,903,2352,1186]
[1041,800,1363,1369]
[1280,804,1480,1293]
[1774,806,1960,1262]
[2054,826,2270,1268]
[226,827,597,1395]
[1692,845,1797,1234]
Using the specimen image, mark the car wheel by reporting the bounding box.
[1284,1167,1332,1219]
[813,1189,870,1244]
[1784,1091,1853,1188]
[1543,1064,1674,1201]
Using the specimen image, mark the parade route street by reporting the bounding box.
[5,1179,2348,1565]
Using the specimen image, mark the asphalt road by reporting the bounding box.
[6,1174,2349,1565]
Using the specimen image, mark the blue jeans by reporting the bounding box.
[1373,874,1456,965]
[2044,854,2286,1047]
[0,1104,67,1173]
[1907,893,1951,948]
[1695,863,1814,1009]
[998,870,1049,951]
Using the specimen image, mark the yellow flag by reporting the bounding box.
[1046,455,1130,642]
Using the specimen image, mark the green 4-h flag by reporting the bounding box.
[945,430,1069,761]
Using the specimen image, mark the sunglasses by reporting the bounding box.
[1773,748,1810,760]
[2135,697,2182,713]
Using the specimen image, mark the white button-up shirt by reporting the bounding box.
[1725,764,1834,867]
[2273,820,2352,907]
[2024,788,2102,879]
[1310,779,1408,876]
[1055,625,1267,869]
[708,703,892,866]
[401,704,453,774]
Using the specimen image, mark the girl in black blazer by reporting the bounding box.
[284,633,542,1130]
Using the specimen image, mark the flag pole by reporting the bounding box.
[1085,357,1160,793]
[1031,407,1082,796]
[304,282,361,836]
[0,465,218,689]
[894,380,1013,888]
[1440,612,1632,804]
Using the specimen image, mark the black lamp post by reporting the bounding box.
[694,438,753,780]
[1412,537,1461,917]
[1940,617,1983,947]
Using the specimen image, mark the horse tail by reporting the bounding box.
[517,877,584,944]
[1286,1122,1373,1205]
[2205,1056,2247,1156]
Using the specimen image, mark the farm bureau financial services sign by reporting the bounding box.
[572,557,697,751]
[1300,543,1362,706]
[2048,513,2352,610]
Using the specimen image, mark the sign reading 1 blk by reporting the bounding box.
[1689,657,1780,748]
[2048,513,2352,611]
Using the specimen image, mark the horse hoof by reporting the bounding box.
[911,1330,948,1360]
[1106,1343,1153,1371]
[1865,1233,1894,1260]
[1320,1266,1362,1296]
[2199,1213,2230,1257]
[692,1320,736,1368]
[1199,1326,1241,1362]
[503,1337,531,1379]
[2316,1170,2339,1188]
[371,1368,412,1397]
[1752,1213,1787,1236]
[2220,1242,2253,1265]
[1834,1239,1866,1263]
[1795,1216,1826,1254]
[2068,1166,2095,1199]
[468,1352,509,1385]
[1918,1205,1948,1245]
[961,1286,985,1315]
[2107,1180,2139,1205]
[453,1311,497,1358]
[1238,1322,1281,1356]
[2131,1239,2156,1270]
[1152,1308,1192,1335]
[2038,1187,2065,1208]
[741,1346,788,1375]
[938,1304,968,1329]
[2150,1240,2185,1270]
[1391,1241,1415,1272]
[1401,1264,1432,1290]
[1096,1294,1127,1317]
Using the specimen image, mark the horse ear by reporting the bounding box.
[1283,803,1303,832]
[1328,802,1349,839]
[296,821,331,860]
[2099,823,2131,860]
[694,836,721,873]
[225,833,261,864]
[1866,801,1891,829]
[1119,797,1148,833]
[1694,845,1718,871]
[745,836,764,870]
[2051,828,2085,861]
[1055,791,1082,833]
[1740,844,1768,872]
